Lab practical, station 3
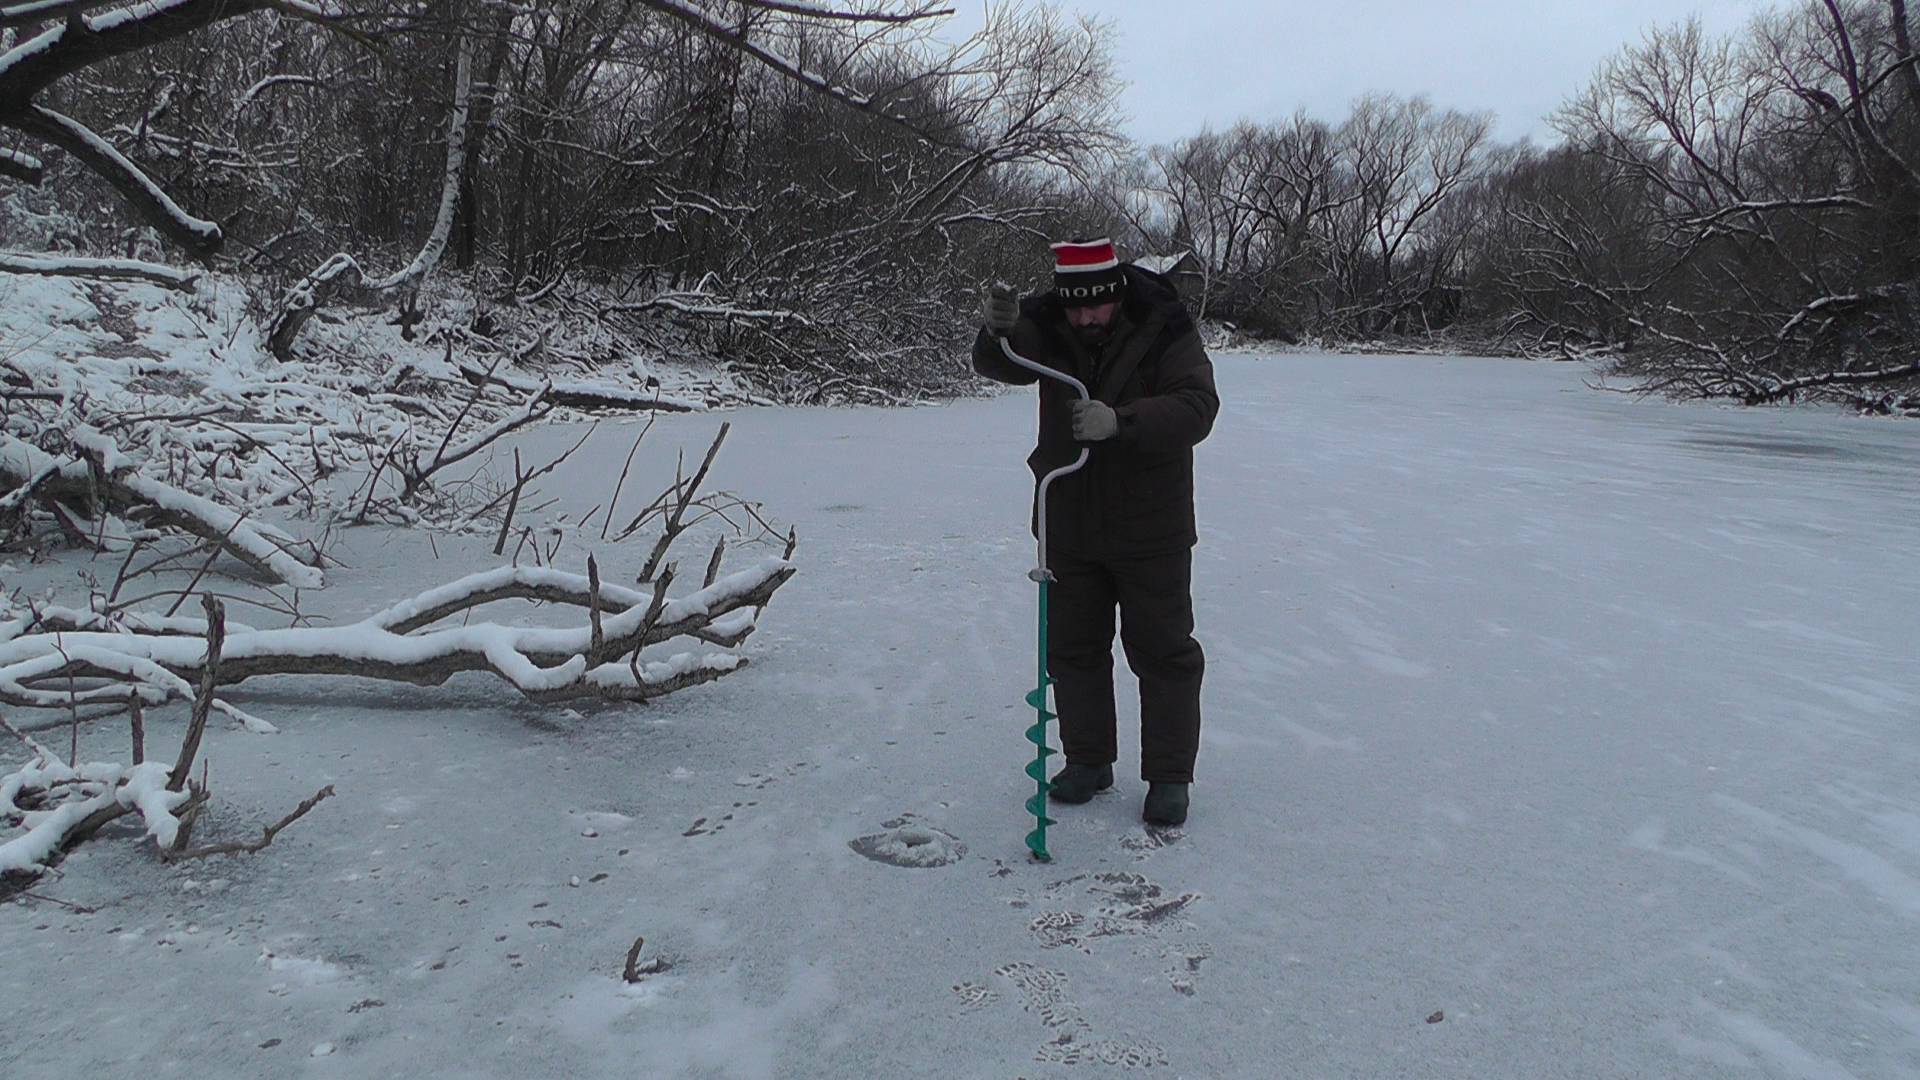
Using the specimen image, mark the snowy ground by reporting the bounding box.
[5,353,1919,1079]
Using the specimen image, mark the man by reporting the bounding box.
[972,238,1219,827]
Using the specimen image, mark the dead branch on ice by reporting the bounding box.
[0,558,795,705]
[0,601,328,885]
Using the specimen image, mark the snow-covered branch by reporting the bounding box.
[0,0,126,30]
[0,754,190,876]
[0,144,41,182]
[0,251,198,290]
[0,606,321,882]
[603,294,814,325]
[1741,360,1920,404]
[0,430,326,588]
[0,0,271,101]
[0,557,796,704]
[0,106,222,256]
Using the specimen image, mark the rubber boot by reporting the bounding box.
[1143,782,1189,826]
[1049,762,1114,805]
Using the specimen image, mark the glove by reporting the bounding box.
[983,283,1019,335]
[1072,399,1118,441]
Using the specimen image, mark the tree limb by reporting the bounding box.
[0,250,198,289]
[0,106,221,257]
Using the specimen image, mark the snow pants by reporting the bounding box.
[1046,547,1205,784]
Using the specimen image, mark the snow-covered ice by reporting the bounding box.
[3,353,1919,1078]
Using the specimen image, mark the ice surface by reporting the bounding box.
[3,353,1918,1078]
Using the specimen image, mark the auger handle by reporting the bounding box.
[997,336,1090,583]
[996,334,1091,400]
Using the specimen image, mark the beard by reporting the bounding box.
[1072,320,1115,347]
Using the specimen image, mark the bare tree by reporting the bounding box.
[1539,2,1919,405]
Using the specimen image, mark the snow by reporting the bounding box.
[117,761,190,848]
[1131,251,1192,275]
[4,353,1920,1077]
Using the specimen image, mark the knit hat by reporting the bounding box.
[1051,238,1126,307]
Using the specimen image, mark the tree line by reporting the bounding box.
[2,0,1914,408]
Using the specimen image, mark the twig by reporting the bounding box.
[639,423,730,583]
[601,417,654,542]
[623,935,647,983]
[161,785,335,861]
[587,556,604,664]
[0,711,44,753]
[167,595,225,792]
[16,891,97,913]
[627,565,676,689]
[494,447,525,557]
[129,697,144,765]
[163,506,258,618]
[105,536,150,606]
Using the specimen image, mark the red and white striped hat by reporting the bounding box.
[1050,238,1125,306]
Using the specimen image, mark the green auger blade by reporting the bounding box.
[1025,578,1057,861]
[1024,679,1057,861]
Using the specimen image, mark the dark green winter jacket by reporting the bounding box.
[972,266,1219,559]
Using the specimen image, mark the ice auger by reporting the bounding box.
[996,335,1091,862]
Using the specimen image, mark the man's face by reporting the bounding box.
[1065,301,1120,346]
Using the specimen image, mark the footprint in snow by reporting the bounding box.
[991,962,1168,1069]
[1120,825,1183,859]
[1022,872,1211,996]
[950,981,999,1013]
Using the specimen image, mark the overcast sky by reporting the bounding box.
[939,0,1773,147]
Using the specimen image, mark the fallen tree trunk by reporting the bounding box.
[0,252,199,290]
[0,558,796,704]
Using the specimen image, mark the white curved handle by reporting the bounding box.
[999,336,1090,401]
[998,336,1090,581]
